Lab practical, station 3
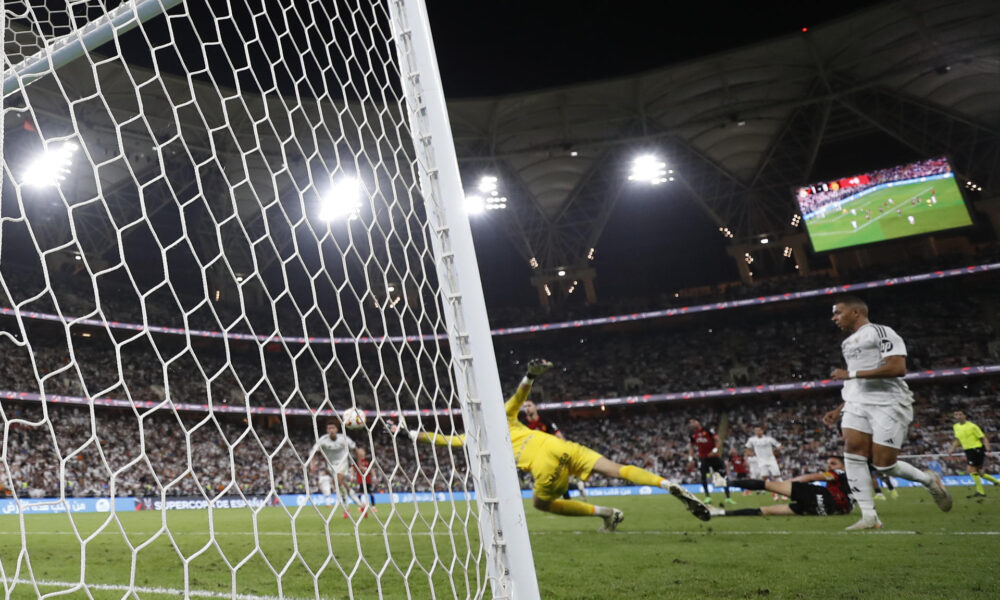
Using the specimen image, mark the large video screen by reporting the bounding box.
[796,157,972,252]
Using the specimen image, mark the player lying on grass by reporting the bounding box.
[389,359,710,531]
[709,457,854,518]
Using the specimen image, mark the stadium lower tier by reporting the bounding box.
[1,378,994,499]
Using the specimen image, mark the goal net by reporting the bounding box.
[1,1,534,598]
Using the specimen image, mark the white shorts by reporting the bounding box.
[841,402,913,450]
[747,459,760,479]
[757,459,780,478]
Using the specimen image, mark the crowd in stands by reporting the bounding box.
[1,274,997,425]
[1,379,995,500]
[1,247,998,502]
[796,156,951,216]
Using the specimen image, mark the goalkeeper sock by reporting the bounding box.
[547,499,598,517]
[982,473,1000,486]
[728,479,765,491]
[725,508,763,517]
[618,465,665,487]
[877,461,931,486]
[972,474,984,494]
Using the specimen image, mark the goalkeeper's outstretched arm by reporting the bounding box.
[505,359,553,418]
[389,420,465,447]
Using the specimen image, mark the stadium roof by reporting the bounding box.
[3,0,998,302]
[446,0,1000,277]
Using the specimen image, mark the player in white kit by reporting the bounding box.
[744,427,782,479]
[310,419,366,517]
[823,296,952,530]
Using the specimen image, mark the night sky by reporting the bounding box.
[427,1,890,306]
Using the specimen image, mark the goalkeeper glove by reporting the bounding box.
[525,359,553,379]
[386,419,419,442]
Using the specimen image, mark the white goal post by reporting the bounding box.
[0,0,538,598]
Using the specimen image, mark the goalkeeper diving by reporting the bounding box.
[390,359,711,531]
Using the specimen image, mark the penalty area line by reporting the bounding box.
[6,579,317,600]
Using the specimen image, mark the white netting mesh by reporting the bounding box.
[0,1,494,597]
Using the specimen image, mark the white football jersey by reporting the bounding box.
[840,322,913,406]
[312,433,356,470]
[745,435,780,461]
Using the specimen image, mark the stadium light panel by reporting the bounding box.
[557,269,566,277]
[465,195,485,215]
[22,141,78,188]
[628,155,667,185]
[760,237,769,244]
[319,177,362,221]
[477,175,498,194]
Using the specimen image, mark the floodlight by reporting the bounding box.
[319,177,362,221]
[477,175,498,194]
[557,269,566,277]
[629,155,667,184]
[760,237,769,244]
[465,195,485,214]
[22,141,78,188]
[485,196,507,210]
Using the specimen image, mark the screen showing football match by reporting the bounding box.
[795,157,972,252]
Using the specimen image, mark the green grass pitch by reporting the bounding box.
[2,487,998,599]
[804,178,972,252]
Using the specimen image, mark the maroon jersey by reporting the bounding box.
[689,427,718,458]
[522,415,560,435]
[355,458,375,486]
[730,455,748,475]
[822,469,853,514]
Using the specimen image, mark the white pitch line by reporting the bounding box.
[6,529,997,538]
[0,530,471,537]
[536,529,1000,536]
[6,579,318,600]
[0,529,1000,540]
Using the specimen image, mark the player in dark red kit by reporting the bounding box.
[688,418,733,505]
[520,399,563,438]
[729,450,749,495]
[355,457,377,517]
[711,457,855,517]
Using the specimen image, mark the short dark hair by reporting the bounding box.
[834,295,868,311]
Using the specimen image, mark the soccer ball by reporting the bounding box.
[340,407,367,430]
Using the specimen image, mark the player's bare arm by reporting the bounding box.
[822,402,844,426]
[831,355,906,380]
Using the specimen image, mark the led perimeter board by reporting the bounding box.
[796,157,972,252]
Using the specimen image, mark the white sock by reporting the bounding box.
[878,461,931,486]
[845,453,877,519]
[593,505,613,517]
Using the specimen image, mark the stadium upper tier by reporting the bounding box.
[2,246,998,344]
[1,270,997,415]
